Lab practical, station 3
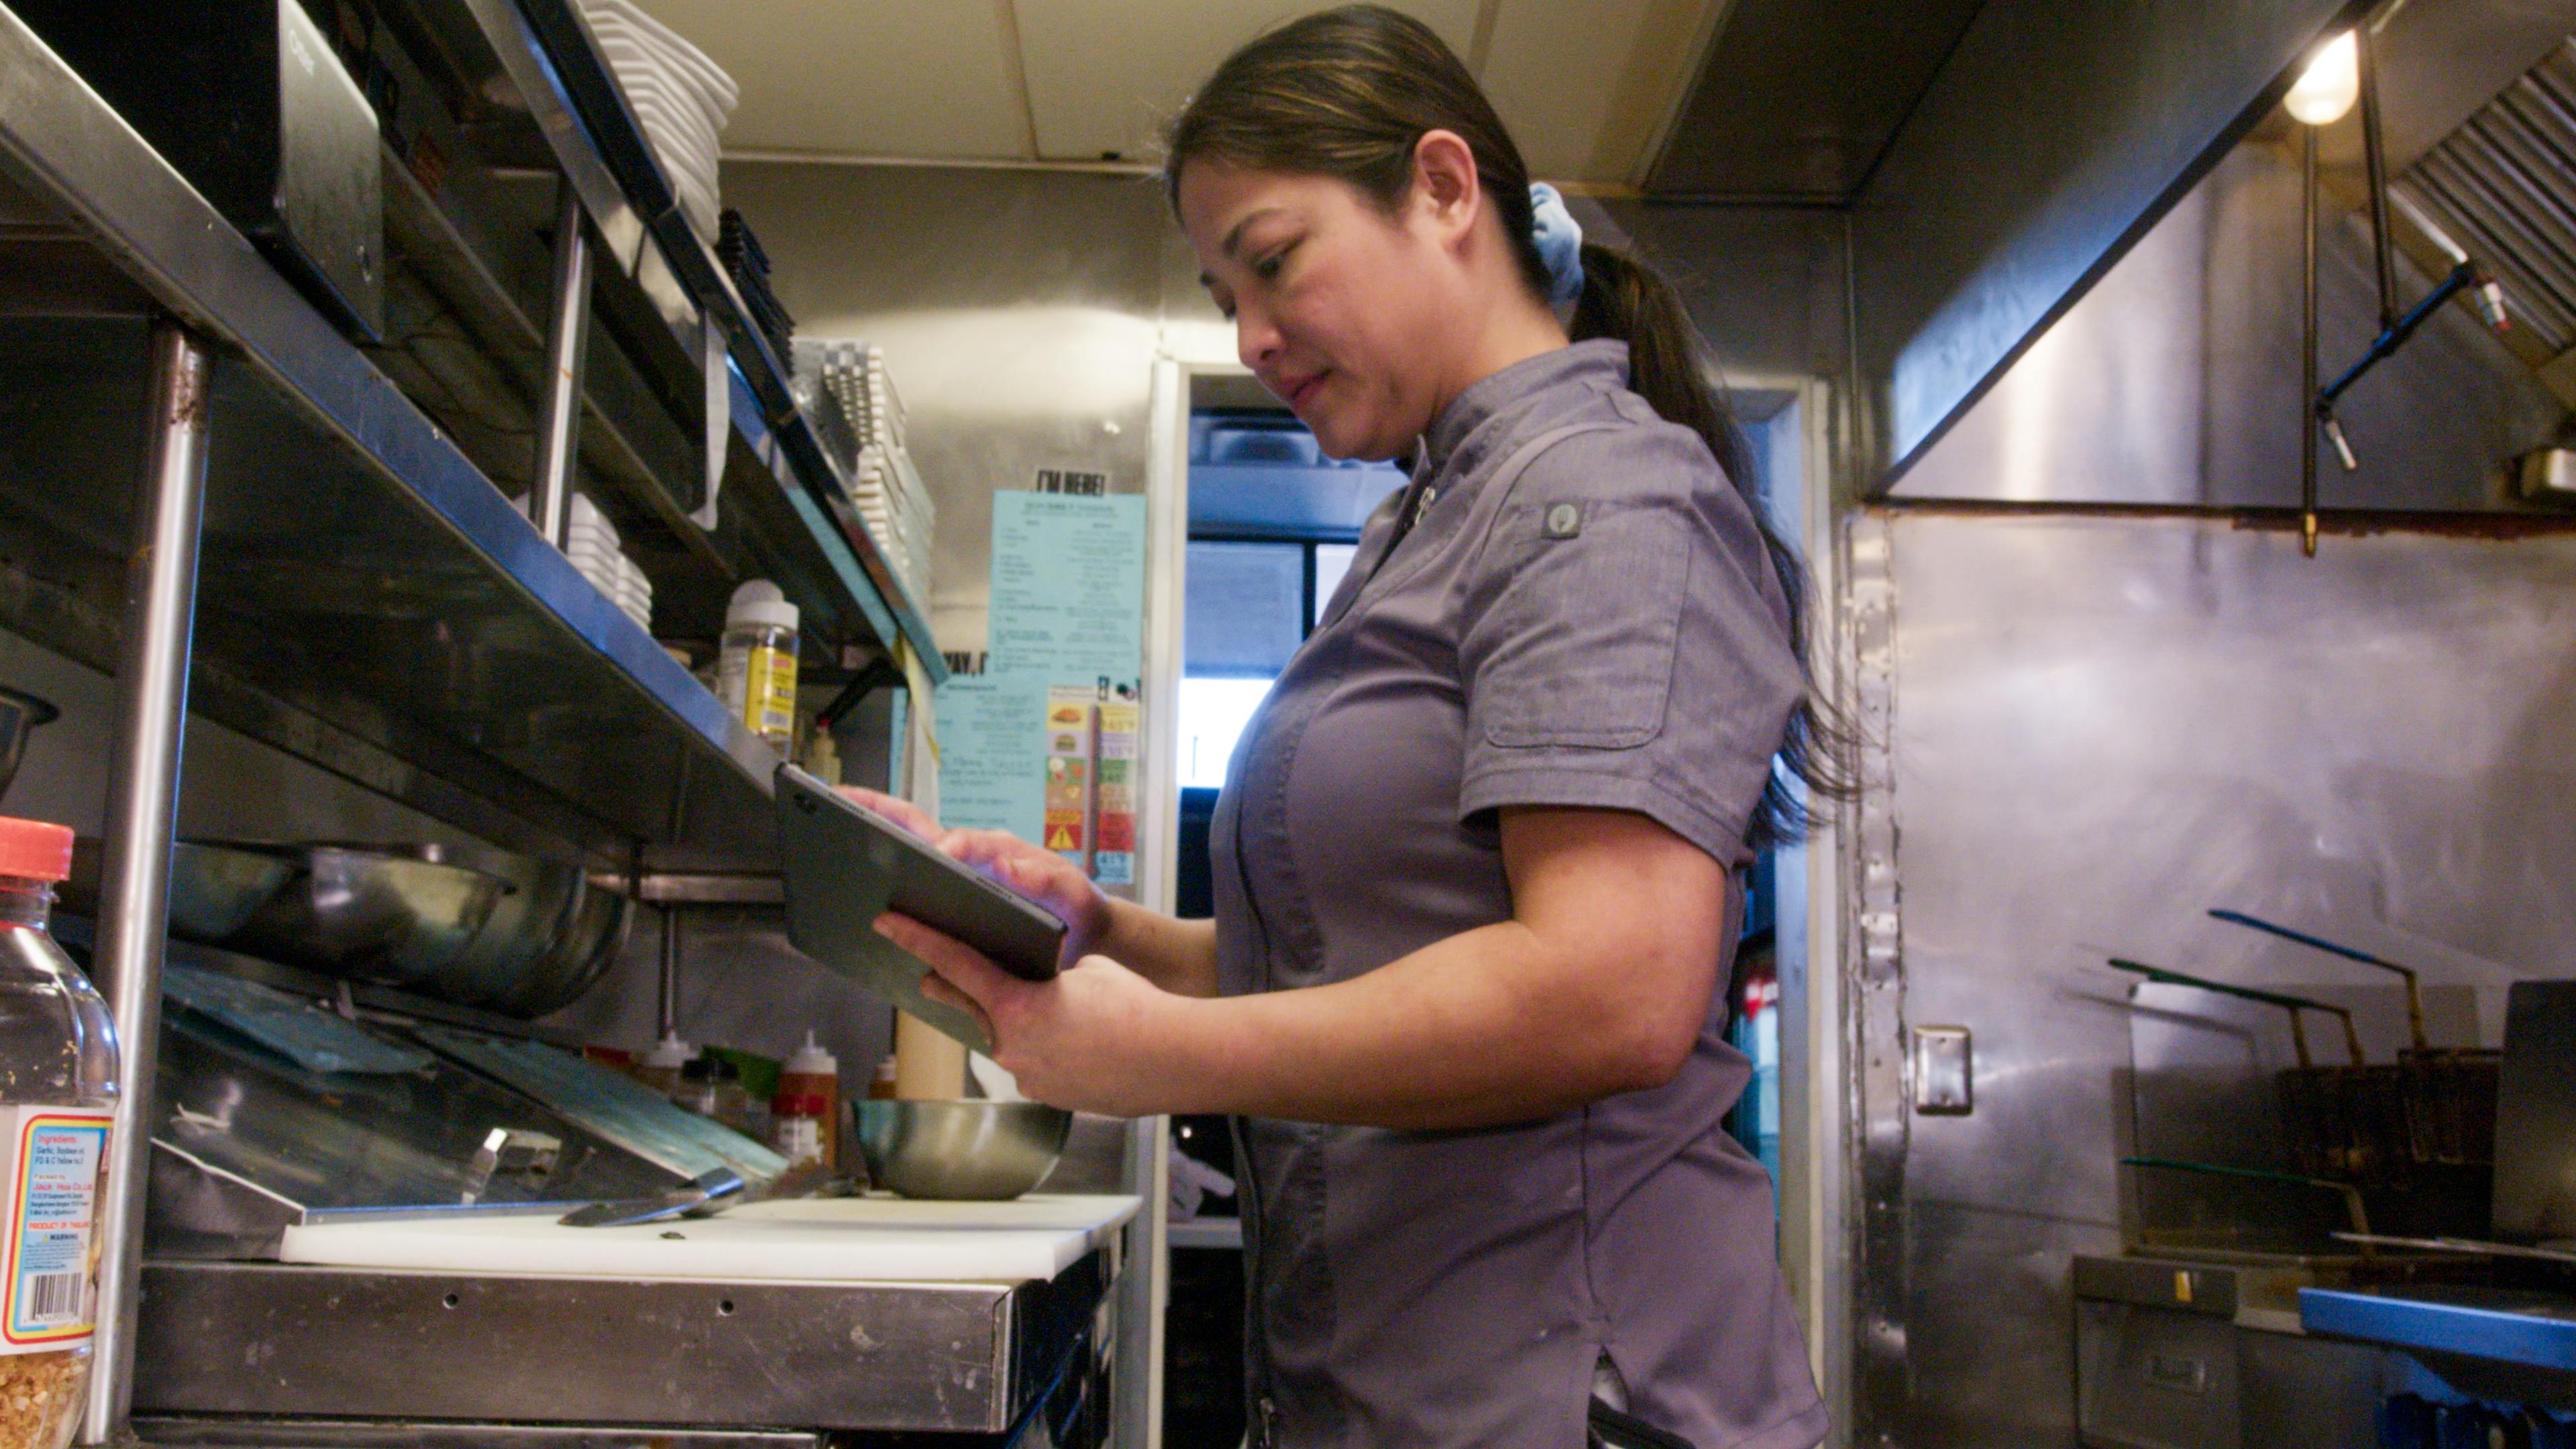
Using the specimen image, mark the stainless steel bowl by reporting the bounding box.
[166,841,299,941]
[67,833,622,1016]
[225,844,511,990]
[64,837,297,943]
[478,869,630,1017]
[0,686,57,803]
[853,1100,1072,1201]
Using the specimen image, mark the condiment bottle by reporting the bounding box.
[0,818,115,1449]
[867,1052,900,1101]
[715,580,799,751]
[770,1031,839,1172]
[674,1056,752,1134]
[633,1033,693,1097]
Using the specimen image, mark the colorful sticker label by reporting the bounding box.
[0,1108,109,1352]
[743,645,798,745]
[1092,700,1140,888]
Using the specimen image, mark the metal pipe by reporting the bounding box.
[2208,908,2430,1053]
[81,321,214,1445]
[2302,124,2320,557]
[531,178,592,548]
[657,905,682,1041]
[2121,1157,2373,1246]
[2357,23,2400,331]
[2316,262,2487,409]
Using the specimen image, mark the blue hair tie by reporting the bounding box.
[1528,182,1585,307]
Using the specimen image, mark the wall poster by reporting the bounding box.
[933,488,1145,893]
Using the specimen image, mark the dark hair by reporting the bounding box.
[1163,4,1855,847]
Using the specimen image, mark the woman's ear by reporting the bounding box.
[1409,129,1482,245]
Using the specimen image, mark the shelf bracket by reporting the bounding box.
[531,178,593,549]
[696,310,727,532]
[816,658,906,734]
[83,319,213,1446]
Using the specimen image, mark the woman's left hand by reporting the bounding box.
[873,912,1186,1118]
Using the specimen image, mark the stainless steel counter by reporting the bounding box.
[133,1248,1112,1436]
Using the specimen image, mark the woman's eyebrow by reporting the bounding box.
[1221,208,1284,259]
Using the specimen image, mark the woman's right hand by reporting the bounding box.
[835,788,1113,968]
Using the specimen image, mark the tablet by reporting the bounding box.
[775,765,1067,1051]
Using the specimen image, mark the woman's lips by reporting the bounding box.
[1285,371,1328,411]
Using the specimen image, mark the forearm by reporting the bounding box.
[1154,920,1697,1128]
[1097,898,1221,998]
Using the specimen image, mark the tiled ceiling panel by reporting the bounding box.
[631,0,1030,158]
[1010,0,1483,163]
[1480,0,1719,183]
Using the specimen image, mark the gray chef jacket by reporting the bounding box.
[1210,340,1825,1449]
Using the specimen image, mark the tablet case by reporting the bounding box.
[775,765,1066,1053]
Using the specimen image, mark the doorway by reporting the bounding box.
[1138,361,1847,1439]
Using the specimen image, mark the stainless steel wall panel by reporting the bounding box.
[1852,506,2576,1446]
[1849,0,2355,484]
[1591,201,1854,388]
[718,164,1171,657]
[1888,143,2570,511]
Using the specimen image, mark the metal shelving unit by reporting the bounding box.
[0,1,948,1439]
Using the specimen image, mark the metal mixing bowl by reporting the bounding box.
[853,1100,1072,1200]
[224,844,512,990]
[477,868,630,1017]
[63,838,297,943]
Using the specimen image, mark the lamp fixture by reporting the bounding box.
[2286,32,2360,125]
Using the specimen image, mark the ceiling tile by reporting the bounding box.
[1479,0,1720,184]
[1012,0,1484,162]
[631,0,1030,159]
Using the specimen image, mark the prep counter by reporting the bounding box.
[133,1195,1138,1443]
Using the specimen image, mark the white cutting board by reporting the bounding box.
[278,1193,1140,1285]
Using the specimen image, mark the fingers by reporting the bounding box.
[836,787,939,839]
[937,827,1020,866]
[875,911,1014,1007]
[940,830,1082,911]
[916,971,996,1046]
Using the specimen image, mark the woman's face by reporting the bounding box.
[1177,159,1462,462]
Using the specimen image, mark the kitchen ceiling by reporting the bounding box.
[628,0,1727,186]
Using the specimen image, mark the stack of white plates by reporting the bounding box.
[566,494,653,632]
[798,340,934,604]
[582,0,738,239]
[851,445,933,604]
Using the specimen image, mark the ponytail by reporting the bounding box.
[1573,242,1857,848]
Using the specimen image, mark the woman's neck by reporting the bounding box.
[1427,296,1571,431]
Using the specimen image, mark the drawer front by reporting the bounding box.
[2078,1300,2239,1449]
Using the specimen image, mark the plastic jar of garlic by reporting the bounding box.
[0,818,117,1449]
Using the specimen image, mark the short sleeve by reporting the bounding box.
[1456,423,1803,870]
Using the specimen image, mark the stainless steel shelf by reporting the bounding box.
[0,1,784,867]
[464,0,944,676]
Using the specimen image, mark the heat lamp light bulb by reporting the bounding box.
[2287,32,2360,125]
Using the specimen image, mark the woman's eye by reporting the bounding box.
[1254,242,1295,282]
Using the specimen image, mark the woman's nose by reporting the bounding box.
[1235,301,1282,371]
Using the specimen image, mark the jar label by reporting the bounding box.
[0,1108,110,1353]
[743,645,797,743]
[772,1116,824,1166]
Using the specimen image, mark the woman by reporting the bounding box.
[861,7,1839,1446]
